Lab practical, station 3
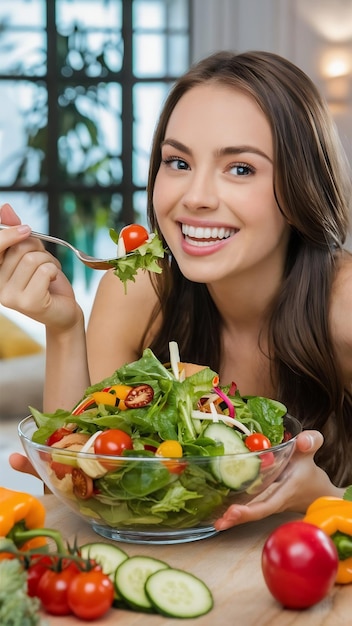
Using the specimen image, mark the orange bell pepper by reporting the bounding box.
[0,486,47,553]
[303,496,352,584]
[0,486,66,557]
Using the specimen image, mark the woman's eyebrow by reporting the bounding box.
[161,139,272,163]
[218,145,273,163]
[161,138,191,154]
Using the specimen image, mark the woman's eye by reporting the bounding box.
[162,157,189,170]
[229,163,254,176]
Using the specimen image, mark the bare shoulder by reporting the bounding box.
[87,270,161,382]
[330,250,352,379]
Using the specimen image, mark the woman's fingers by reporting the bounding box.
[9,452,40,479]
[294,429,324,454]
[0,202,21,225]
[214,430,328,531]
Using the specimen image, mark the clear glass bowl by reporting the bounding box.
[19,414,301,545]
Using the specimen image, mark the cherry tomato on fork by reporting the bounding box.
[120,224,149,252]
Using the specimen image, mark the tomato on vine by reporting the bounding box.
[36,563,80,616]
[67,570,114,620]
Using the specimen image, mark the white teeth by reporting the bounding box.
[181,224,237,241]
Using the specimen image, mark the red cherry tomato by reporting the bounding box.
[94,429,133,470]
[245,433,272,451]
[37,564,79,615]
[245,433,275,469]
[103,384,133,410]
[124,384,154,408]
[46,427,73,446]
[262,521,339,609]
[71,467,94,500]
[120,224,149,252]
[67,570,114,620]
[27,555,56,597]
[94,429,133,456]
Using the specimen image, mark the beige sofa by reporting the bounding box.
[0,314,45,418]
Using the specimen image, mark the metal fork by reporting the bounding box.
[0,223,118,270]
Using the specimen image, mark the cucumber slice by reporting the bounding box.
[114,555,169,612]
[145,568,213,618]
[204,422,260,490]
[80,542,128,577]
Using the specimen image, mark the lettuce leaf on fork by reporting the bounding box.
[108,229,165,291]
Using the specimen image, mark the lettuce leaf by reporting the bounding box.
[108,230,165,292]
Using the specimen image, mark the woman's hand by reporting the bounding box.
[0,203,81,330]
[214,430,343,530]
[9,452,40,479]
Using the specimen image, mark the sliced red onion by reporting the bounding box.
[213,386,235,418]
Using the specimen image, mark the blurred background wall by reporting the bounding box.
[191,0,352,164]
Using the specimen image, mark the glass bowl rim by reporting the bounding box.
[18,413,302,462]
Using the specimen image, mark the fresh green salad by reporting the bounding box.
[29,346,289,529]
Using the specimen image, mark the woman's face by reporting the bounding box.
[153,83,290,285]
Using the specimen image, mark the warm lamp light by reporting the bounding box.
[320,49,351,103]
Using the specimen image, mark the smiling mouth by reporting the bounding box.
[181,224,238,247]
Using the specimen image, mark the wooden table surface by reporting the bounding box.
[40,494,351,626]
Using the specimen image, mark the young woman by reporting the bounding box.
[1,50,351,530]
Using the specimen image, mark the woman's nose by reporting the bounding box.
[181,170,219,211]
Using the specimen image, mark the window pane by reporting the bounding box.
[56,0,122,30]
[61,32,123,77]
[0,191,48,232]
[58,191,123,285]
[0,0,45,26]
[58,83,122,185]
[133,0,165,29]
[134,0,188,30]
[0,32,46,76]
[168,35,189,75]
[133,191,148,227]
[133,82,170,186]
[168,0,189,28]
[0,80,47,185]
[0,1,46,76]
[134,34,166,77]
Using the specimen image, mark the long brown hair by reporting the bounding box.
[143,50,352,485]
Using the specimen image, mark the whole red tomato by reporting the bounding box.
[67,570,114,620]
[27,555,56,597]
[36,563,79,615]
[120,224,149,252]
[262,521,338,609]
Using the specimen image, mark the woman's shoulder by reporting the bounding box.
[330,250,352,378]
[87,269,161,382]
